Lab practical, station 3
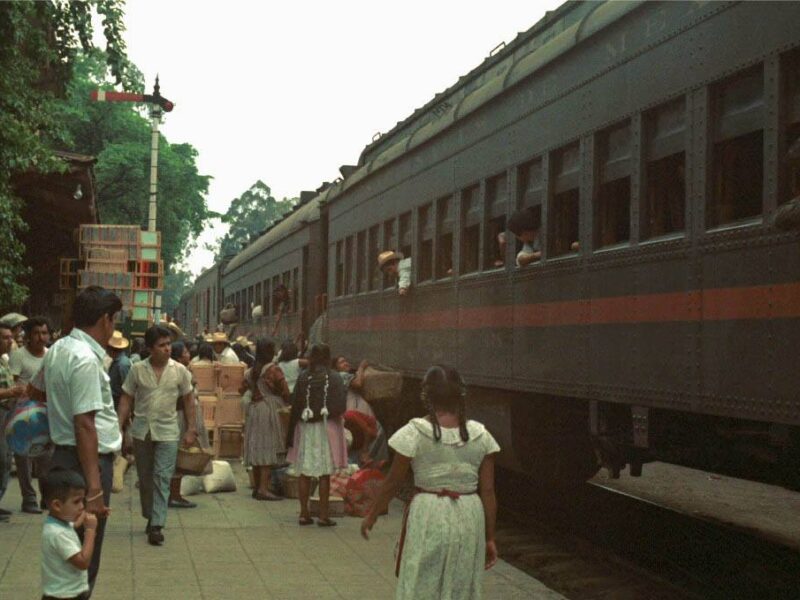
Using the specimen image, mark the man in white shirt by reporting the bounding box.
[378,250,412,295]
[507,207,543,267]
[31,286,123,596]
[8,316,51,514]
[210,331,240,364]
[117,324,196,546]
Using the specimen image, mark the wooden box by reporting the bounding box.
[213,425,243,458]
[309,495,346,518]
[192,364,217,393]
[199,395,217,430]
[217,364,245,394]
[215,393,244,426]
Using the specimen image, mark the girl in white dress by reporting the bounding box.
[361,365,500,600]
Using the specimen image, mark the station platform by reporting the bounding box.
[0,462,563,599]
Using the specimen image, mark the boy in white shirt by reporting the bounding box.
[40,468,97,600]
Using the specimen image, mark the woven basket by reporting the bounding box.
[176,445,214,475]
[310,495,346,518]
[282,475,317,499]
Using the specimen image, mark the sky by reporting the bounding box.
[116,0,563,277]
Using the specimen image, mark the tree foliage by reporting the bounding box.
[0,0,130,308]
[214,181,296,261]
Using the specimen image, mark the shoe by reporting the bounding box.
[168,498,197,509]
[147,526,164,546]
[21,504,42,515]
[253,492,282,502]
[0,508,11,516]
[317,518,337,527]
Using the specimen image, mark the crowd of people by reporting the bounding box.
[0,283,501,600]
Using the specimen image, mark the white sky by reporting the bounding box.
[116,0,563,276]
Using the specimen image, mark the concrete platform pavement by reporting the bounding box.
[0,462,563,599]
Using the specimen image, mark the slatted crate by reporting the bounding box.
[199,395,217,430]
[191,364,217,394]
[215,393,245,426]
[217,364,245,394]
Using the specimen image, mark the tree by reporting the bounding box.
[0,1,130,308]
[62,52,213,271]
[214,181,296,261]
[161,265,193,315]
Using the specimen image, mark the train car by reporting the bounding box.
[317,1,800,485]
[220,194,329,342]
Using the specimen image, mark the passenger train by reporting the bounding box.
[176,1,800,487]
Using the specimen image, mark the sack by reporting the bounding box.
[362,365,403,403]
[202,460,237,493]
[176,444,214,476]
[220,303,238,324]
[344,468,385,517]
[112,455,128,493]
[180,475,205,496]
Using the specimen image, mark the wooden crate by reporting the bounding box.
[213,425,243,458]
[215,393,244,426]
[192,364,217,393]
[217,364,245,394]
[199,395,217,430]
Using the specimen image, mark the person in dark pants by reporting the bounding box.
[30,286,123,597]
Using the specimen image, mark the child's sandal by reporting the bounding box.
[298,516,314,526]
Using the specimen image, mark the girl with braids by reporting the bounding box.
[361,365,500,600]
[286,344,347,526]
[239,338,290,501]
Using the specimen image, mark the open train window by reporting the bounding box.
[271,275,280,313]
[643,98,686,239]
[460,185,481,274]
[595,121,631,248]
[292,268,299,312]
[517,158,544,256]
[335,240,344,297]
[708,66,764,228]
[436,195,454,278]
[234,291,241,322]
[367,225,380,290]
[782,49,800,205]
[344,237,354,295]
[383,219,397,289]
[356,230,367,293]
[398,212,412,261]
[254,283,262,315]
[485,172,508,268]
[262,280,269,315]
[549,143,580,257]
[417,203,433,282]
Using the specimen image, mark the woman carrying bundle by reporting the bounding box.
[361,365,500,600]
[286,344,347,526]
[240,338,290,501]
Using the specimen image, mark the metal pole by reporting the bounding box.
[148,105,161,232]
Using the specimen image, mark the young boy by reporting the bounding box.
[41,468,97,600]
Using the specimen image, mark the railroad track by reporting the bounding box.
[495,469,800,599]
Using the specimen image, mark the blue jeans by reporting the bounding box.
[133,435,178,528]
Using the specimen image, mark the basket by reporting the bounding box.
[362,364,403,402]
[282,474,317,499]
[309,495,346,518]
[176,445,214,475]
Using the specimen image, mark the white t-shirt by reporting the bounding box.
[41,516,88,598]
[278,359,301,394]
[8,345,46,385]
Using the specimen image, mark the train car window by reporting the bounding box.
[271,275,280,313]
[517,158,544,255]
[367,225,380,291]
[356,231,367,293]
[595,121,631,248]
[292,267,299,312]
[549,143,580,257]
[235,291,241,322]
[417,203,434,282]
[383,219,397,289]
[335,240,344,297]
[460,185,481,273]
[436,195,454,278]
[247,286,254,320]
[708,66,764,228]
[782,49,800,205]
[344,236,354,295]
[643,98,686,239]
[485,172,508,268]
[398,212,412,260]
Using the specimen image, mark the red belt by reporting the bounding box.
[395,487,477,577]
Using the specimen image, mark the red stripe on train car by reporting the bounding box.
[329,282,800,332]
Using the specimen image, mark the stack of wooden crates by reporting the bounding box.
[60,225,164,337]
[193,363,246,458]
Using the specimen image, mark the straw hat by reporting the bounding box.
[203,334,214,343]
[0,313,27,328]
[166,321,185,339]
[108,330,129,350]
[210,332,230,345]
[377,250,403,269]
[235,335,249,347]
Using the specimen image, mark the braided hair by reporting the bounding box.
[421,365,469,443]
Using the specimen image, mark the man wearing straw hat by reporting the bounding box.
[210,332,240,364]
[107,332,131,413]
[377,250,412,296]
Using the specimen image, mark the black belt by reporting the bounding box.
[54,444,114,459]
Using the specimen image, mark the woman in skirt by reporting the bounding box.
[286,343,347,526]
[242,338,289,501]
[361,365,500,600]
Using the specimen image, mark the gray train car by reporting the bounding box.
[321,1,800,484]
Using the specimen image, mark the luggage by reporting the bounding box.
[202,460,237,493]
[220,303,238,324]
[180,475,205,497]
[362,365,403,403]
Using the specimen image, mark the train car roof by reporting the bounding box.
[223,195,323,275]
